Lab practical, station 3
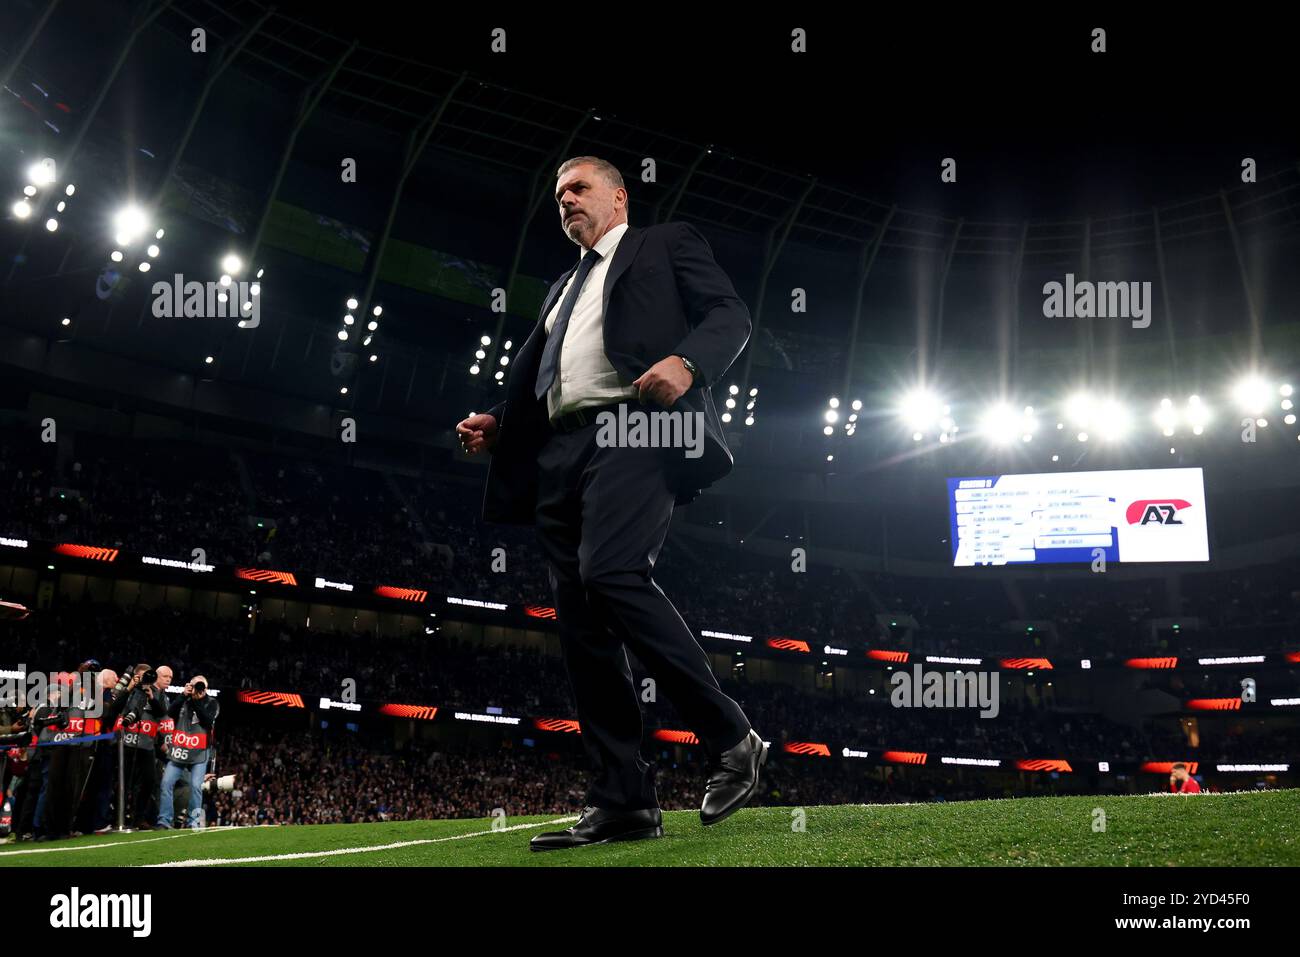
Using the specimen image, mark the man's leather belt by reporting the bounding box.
[550,401,629,434]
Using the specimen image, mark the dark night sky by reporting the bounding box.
[293,9,1298,220]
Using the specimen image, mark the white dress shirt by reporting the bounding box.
[542,221,640,422]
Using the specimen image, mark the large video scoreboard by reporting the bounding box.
[948,468,1210,566]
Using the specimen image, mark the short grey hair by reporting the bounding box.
[556,155,625,191]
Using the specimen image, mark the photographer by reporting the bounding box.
[80,668,123,834]
[14,700,66,840]
[40,665,105,841]
[105,665,169,831]
[157,675,218,830]
[149,665,174,826]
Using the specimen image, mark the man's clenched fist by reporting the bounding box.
[632,355,694,408]
[456,412,499,455]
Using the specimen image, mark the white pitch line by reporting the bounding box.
[0,826,245,858]
[145,816,580,867]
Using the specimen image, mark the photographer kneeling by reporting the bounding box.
[157,676,218,830]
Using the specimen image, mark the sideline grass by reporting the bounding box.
[3,790,1296,867]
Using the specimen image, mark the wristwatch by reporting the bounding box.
[676,354,700,385]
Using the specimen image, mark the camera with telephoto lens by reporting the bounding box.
[192,680,206,695]
[120,664,157,724]
[202,774,235,794]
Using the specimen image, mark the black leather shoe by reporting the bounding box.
[529,805,664,851]
[701,729,768,826]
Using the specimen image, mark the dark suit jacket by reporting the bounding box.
[481,221,751,526]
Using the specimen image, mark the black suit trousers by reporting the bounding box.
[535,405,750,810]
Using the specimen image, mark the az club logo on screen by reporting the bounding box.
[1125,499,1192,526]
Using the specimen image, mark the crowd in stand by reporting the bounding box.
[3,603,1295,783]
[2,425,1298,824]
[207,724,1062,826]
[3,424,1298,658]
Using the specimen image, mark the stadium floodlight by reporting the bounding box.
[250,283,260,296]
[204,355,214,364]
[469,364,480,375]
[1064,391,1094,427]
[1282,399,1294,411]
[340,387,348,395]
[504,340,513,350]
[1232,374,1271,415]
[1281,384,1293,397]
[22,185,36,197]
[12,200,32,219]
[219,274,231,287]
[499,355,509,365]
[155,228,164,239]
[825,409,839,424]
[112,205,149,242]
[44,218,58,231]
[1286,414,1297,426]
[65,184,76,197]
[851,399,862,411]
[137,262,150,272]
[346,297,359,310]
[828,397,840,409]
[725,397,736,409]
[822,425,833,436]
[343,314,355,325]
[146,244,159,258]
[978,402,1024,446]
[745,416,754,426]
[480,335,491,346]
[898,388,944,433]
[749,387,758,397]
[722,412,732,423]
[61,317,71,327]
[372,306,382,317]
[26,159,56,187]
[367,320,378,332]
[1185,395,1210,434]
[221,254,242,275]
[1154,397,1178,436]
[337,330,348,341]
[729,384,739,395]
[494,370,504,380]
[1095,398,1131,440]
[56,201,65,212]
[475,349,486,360]
[1020,405,1039,440]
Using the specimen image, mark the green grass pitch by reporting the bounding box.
[4,790,1296,867]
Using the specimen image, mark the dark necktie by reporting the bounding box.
[535,246,603,400]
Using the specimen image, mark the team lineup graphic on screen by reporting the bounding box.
[948,468,1210,566]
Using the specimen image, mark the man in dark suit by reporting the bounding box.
[456,156,766,850]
